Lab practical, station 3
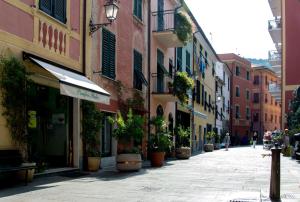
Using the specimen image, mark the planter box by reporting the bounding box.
[204,144,214,152]
[176,147,191,159]
[17,162,36,183]
[88,157,101,172]
[116,154,142,171]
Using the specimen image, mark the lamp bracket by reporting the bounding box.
[89,19,111,35]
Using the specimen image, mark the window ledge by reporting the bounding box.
[133,15,144,26]
[101,74,116,82]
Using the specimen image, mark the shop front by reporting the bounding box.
[24,53,110,171]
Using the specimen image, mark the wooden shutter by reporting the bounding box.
[137,0,142,19]
[134,50,143,90]
[102,29,116,79]
[40,0,52,15]
[53,0,66,23]
[196,80,200,103]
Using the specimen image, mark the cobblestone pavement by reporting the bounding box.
[0,146,300,202]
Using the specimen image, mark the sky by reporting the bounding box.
[185,0,275,59]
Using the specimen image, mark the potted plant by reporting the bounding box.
[214,133,221,150]
[0,56,36,181]
[82,100,103,172]
[148,116,172,167]
[204,131,216,152]
[173,72,194,104]
[109,109,144,171]
[175,125,191,159]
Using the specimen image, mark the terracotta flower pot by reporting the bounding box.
[150,152,165,167]
[88,157,101,172]
[116,153,142,171]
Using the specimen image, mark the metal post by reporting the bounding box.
[269,147,281,200]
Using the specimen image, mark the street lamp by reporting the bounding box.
[89,0,119,34]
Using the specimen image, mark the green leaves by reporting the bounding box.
[175,125,191,147]
[0,56,31,150]
[175,12,192,45]
[173,71,194,103]
[149,116,172,152]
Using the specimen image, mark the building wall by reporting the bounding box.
[219,53,252,145]
[282,0,300,127]
[252,67,281,140]
[0,0,83,150]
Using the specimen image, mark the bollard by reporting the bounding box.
[269,147,281,200]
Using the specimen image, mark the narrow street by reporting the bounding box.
[1,146,300,202]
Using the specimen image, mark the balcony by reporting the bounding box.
[152,10,184,48]
[151,73,177,103]
[271,65,281,76]
[268,50,281,66]
[268,0,281,17]
[268,19,281,44]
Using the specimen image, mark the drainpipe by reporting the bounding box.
[82,0,87,76]
[147,0,151,160]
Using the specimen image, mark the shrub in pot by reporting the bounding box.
[175,125,191,159]
[214,133,221,150]
[109,109,144,171]
[204,131,216,152]
[82,101,103,172]
[0,56,36,181]
[148,116,172,167]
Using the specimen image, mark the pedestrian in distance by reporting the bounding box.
[252,132,258,148]
[224,133,230,151]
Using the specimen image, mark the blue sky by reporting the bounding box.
[185,0,275,59]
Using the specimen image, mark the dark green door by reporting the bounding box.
[157,49,164,93]
[157,0,164,31]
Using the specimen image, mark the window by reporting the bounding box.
[235,106,240,119]
[270,114,273,123]
[186,51,191,75]
[246,107,250,120]
[228,77,230,91]
[227,100,230,114]
[253,113,259,122]
[265,113,267,122]
[202,84,205,106]
[204,51,208,65]
[265,94,268,103]
[246,90,250,100]
[208,94,211,112]
[102,29,116,79]
[215,105,218,120]
[253,75,259,85]
[133,50,143,90]
[236,66,240,76]
[236,86,240,97]
[177,48,182,71]
[223,71,225,82]
[212,63,215,76]
[133,0,143,20]
[253,93,259,103]
[246,71,250,80]
[40,0,66,23]
[169,59,173,78]
[196,80,201,104]
[265,76,268,86]
[204,91,207,111]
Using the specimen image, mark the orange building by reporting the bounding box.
[252,66,281,140]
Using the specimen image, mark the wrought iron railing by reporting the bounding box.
[151,73,173,94]
[152,10,176,32]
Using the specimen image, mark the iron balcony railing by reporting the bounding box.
[152,9,176,32]
[268,50,281,61]
[151,73,174,94]
[268,19,281,30]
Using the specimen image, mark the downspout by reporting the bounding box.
[147,0,151,159]
[83,0,87,76]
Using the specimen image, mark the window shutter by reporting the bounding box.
[137,0,142,20]
[196,80,200,103]
[53,0,66,23]
[134,50,143,90]
[102,29,116,79]
[40,0,52,15]
[109,32,116,79]
[134,0,138,17]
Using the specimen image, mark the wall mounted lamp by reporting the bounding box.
[89,0,119,34]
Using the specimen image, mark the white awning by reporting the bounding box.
[29,57,110,104]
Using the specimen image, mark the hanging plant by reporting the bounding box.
[173,72,194,103]
[0,56,32,159]
[175,12,192,45]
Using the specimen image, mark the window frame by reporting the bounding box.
[133,0,143,21]
[133,49,143,90]
[39,0,67,23]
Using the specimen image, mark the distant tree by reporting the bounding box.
[287,87,300,129]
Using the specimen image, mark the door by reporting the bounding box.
[157,0,164,31]
[157,49,165,93]
[101,113,113,157]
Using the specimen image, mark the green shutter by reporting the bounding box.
[196,80,200,103]
[40,0,52,15]
[53,0,66,23]
[134,50,143,90]
[137,0,142,20]
[102,29,116,79]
